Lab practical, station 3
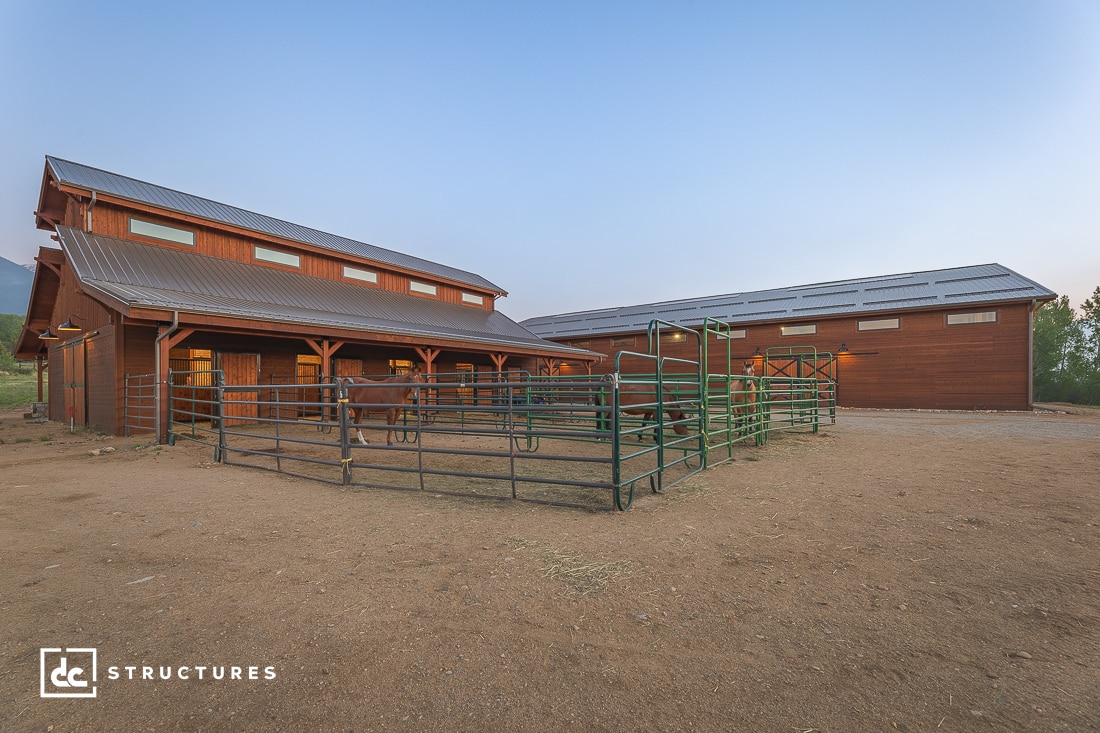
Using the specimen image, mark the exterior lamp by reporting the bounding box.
[753,347,761,357]
[57,316,82,331]
[39,327,59,340]
[838,343,849,354]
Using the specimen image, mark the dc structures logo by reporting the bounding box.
[40,648,97,698]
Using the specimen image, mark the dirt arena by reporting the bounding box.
[1,405,1097,732]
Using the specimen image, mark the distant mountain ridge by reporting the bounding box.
[1,257,34,315]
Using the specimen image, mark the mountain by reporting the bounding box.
[1,257,34,315]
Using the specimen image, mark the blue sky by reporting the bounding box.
[1,0,1098,320]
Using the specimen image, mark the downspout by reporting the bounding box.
[154,312,180,443]
[1027,299,1037,409]
[85,191,97,232]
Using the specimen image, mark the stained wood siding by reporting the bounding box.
[556,303,1034,411]
[87,201,496,310]
[85,327,117,434]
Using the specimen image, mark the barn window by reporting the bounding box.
[461,292,484,306]
[389,359,414,375]
[129,217,195,246]
[254,246,300,268]
[946,310,997,325]
[611,336,635,348]
[728,329,747,339]
[343,265,378,284]
[858,318,901,331]
[780,324,817,336]
[660,331,689,344]
[409,281,437,296]
[571,340,591,349]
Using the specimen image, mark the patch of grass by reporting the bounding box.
[0,372,39,408]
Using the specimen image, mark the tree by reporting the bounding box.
[1033,296,1081,403]
[1033,289,1100,405]
[1077,287,1100,403]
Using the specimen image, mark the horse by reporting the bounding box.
[730,362,758,434]
[344,367,425,446]
[616,382,692,443]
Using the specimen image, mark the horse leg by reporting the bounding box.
[385,407,396,446]
[351,407,369,445]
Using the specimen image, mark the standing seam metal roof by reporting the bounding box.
[45,156,504,294]
[57,227,593,357]
[520,264,1056,339]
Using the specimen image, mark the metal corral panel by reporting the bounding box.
[57,228,591,357]
[46,156,504,294]
[521,264,1056,339]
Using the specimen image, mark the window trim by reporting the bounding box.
[129,217,195,246]
[780,324,817,337]
[858,317,901,331]
[342,265,378,284]
[946,310,998,326]
[461,292,485,306]
[409,281,438,296]
[253,245,301,268]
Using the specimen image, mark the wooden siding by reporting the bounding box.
[86,201,496,310]
[85,326,117,434]
[556,303,1034,411]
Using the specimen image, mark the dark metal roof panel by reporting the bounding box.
[57,228,591,357]
[46,156,504,294]
[521,264,1056,339]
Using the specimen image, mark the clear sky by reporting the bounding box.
[1,0,1098,321]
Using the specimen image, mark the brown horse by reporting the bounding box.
[345,367,425,445]
[617,382,692,442]
[731,362,758,432]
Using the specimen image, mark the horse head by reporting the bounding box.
[742,362,755,377]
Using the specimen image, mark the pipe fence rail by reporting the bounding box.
[162,342,835,510]
[123,373,157,436]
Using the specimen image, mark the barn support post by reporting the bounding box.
[415,347,441,406]
[304,338,344,379]
[490,353,508,373]
[154,314,193,444]
[35,355,46,402]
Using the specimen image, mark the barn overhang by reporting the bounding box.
[13,247,65,360]
[54,226,599,365]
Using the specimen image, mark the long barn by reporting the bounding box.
[521,265,1056,411]
[16,156,598,441]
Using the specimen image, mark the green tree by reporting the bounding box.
[1033,296,1081,403]
[1077,286,1100,404]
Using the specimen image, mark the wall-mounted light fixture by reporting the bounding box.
[753,347,761,357]
[57,315,84,332]
[38,327,59,340]
[838,343,849,354]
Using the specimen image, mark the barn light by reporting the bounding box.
[57,315,83,331]
[753,347,761,357]
[38,327,59,340]
[838,343,849,354]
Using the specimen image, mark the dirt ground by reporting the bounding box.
[1,405,1097,732]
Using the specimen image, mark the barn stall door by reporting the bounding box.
[61,340,86,427]
[218,352,260,426]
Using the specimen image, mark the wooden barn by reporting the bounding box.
[521,265,1057,411]
[15,156,598,441]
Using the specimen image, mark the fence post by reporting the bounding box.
[213,370,226,463]
[336,379,351,485]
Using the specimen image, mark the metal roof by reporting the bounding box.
[56,227,593,358]
[521,264,1057,339]
[45,156,504,294]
